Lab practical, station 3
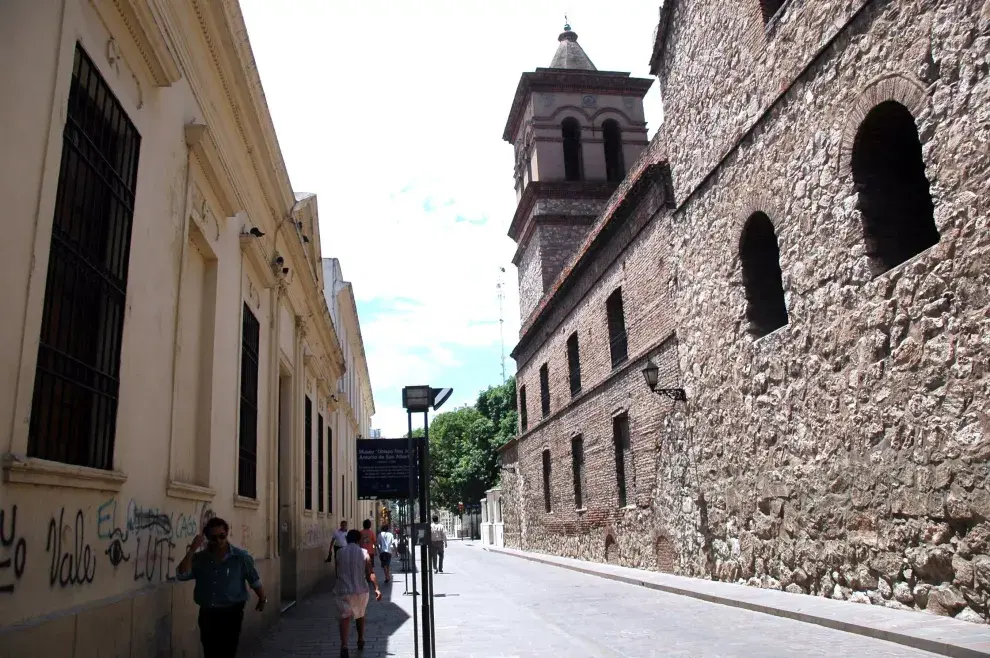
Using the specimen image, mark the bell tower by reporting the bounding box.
[505,23,654,324]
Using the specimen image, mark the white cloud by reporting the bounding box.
[240,1,664,436]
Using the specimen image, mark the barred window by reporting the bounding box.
[29,45,141,470]
[318,413,325,512]
[238,304,260,498]
[304,396,313,510]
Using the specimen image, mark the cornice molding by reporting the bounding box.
[91,0,181,86]
[185,123,238,217]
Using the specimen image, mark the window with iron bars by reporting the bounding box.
[317,412,325,512]
[238,304,260,498]
[28,44,141,470]
[567,332,581,396]
[606,288,628,368]
[304,396,313,510]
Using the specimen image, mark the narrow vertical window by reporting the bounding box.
[238,304,260,498]
[567,332,581,396]
[304,396,313,510]
[562,117,583,181]
[571,435,585,509]
[317,412,325,512]
[542,449,552,513]
[851,101,938,275]
[606,288,628,368]
[613,414,630,508]
[539,363,551,418]
[602,119,625,182]
[28,45,142,470]
[519,385,528,431]
[740,213,789,337]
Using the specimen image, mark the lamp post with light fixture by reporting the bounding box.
[401,385,453,658]
[641,361,687,402]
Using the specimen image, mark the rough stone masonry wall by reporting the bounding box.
[503,0,990,624]
[663,0,990,622]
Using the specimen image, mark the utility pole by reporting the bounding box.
[497,267,506,383]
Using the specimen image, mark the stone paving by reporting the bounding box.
[245,542,945,658]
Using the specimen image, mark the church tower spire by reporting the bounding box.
[503,24,654,325]
[549,22,597,70]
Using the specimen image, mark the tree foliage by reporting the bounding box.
[416,377,517,512]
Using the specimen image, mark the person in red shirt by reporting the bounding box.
[359,519,377,566]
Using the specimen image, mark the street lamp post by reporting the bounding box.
[401,385,453,658]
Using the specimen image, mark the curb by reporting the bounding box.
[483,546,990,658]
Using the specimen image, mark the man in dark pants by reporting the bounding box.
[176,517,267,657]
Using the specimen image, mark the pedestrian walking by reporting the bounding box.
[175,517,267,658]
[377,523,396,583]
[360,518,377,565]
[430,515,448,574]
[327,520,348,568]
[396,529,409,572]
[334,529,382,656]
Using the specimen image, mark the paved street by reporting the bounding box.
[246,542,942,658]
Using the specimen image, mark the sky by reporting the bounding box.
[239,1,664,437]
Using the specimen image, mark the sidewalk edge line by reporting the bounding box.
[483,546,987,658]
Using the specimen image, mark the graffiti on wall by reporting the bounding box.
[96,498,215,583]
[47,509,97,587]
[0,506,27,593]
[2,497,223,595]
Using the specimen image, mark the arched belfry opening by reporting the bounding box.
[562,117,583,181]
[740,212,788,338]
[602,119,625,182]
[851,101,938,275]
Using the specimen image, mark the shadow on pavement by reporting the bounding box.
[243,562,412,658]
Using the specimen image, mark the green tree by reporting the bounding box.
[420,377,517,512]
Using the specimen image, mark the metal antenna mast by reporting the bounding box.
[497,267,506,383]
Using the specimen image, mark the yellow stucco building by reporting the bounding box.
[0,1,376,654]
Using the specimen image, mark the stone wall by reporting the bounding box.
[502,0,990,624]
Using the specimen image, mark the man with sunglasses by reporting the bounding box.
[176,517,267,657]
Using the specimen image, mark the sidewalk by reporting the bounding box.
[484,545,990,658]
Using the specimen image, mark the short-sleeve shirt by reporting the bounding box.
[360,529,377,555]
[377,531,395,555]
[175,545,261,608]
